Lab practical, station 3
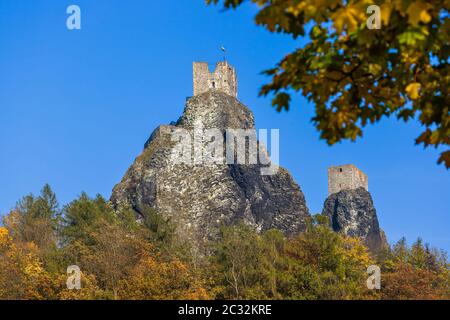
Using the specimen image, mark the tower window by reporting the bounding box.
[339,168,343,172]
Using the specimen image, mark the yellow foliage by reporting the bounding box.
[380,1,393,26]
[406,1,433,26]
[0,237,56,299]
[332,5,365,34]
[0,227,9,245]
[339,236,373,267]
[118,254,210,300]
[57,273,107,300]
[208,0,450,168]
[406,82,421,100]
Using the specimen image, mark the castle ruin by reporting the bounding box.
[328,164,368,195]
[193,61,237,98]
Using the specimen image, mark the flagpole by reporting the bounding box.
[221,46,227,62]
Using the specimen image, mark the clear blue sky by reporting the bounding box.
[1,0,448,252]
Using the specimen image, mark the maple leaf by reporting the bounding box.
[332,6,364,34]
[406,1,433,26]
[405,83,421,100]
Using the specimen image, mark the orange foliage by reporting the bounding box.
[118,253,210,300]
[382,263,450,300]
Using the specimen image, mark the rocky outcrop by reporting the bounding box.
[111,91,310,247]
[322,187,387,253]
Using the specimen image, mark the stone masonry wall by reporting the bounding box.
[193,61,237,97]
[328,164,368,195]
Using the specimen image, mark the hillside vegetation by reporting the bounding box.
[1,185,448,300]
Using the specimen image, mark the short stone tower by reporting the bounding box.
[193,61,237,98]
[328,164,368,195]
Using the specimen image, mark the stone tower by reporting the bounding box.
[328,164,368,195]
[193,61,237,98]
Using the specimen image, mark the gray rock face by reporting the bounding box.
[322,187,386,253]
[111,91,310,246]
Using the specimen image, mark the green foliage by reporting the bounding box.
[62,193,117,245]
[141,206,176,246]
[211,222,281,299]
[3,184,60,241]
[2,184,61,263]
[208,0,450,168]
[211,216,375,299]
[281,215,374,299]
[0,185,449,300]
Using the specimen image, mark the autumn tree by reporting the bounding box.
[56,272,107,300]
[0,227,57,299]
[59,194,202,300]
[60,194,149,299]
[118,252,210,300]
[210,223,283,299]
[382,264,449,299]
[211,217,375,300]
[208,0,450,168]
[3,184,59,249]
[76,222,154,299]
[2,186,449,300]
[2,184,61,270]
[380,237,450,299]
[279,215,374,299]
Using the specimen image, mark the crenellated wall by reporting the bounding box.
[193,61,237,97]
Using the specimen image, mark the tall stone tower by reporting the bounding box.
[328,164,368,195]
[193,61,237,98]
[324,165,386,253]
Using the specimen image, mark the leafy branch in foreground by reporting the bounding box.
[207,0,450,168]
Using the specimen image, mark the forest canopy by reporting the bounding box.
[0,185,448,300]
